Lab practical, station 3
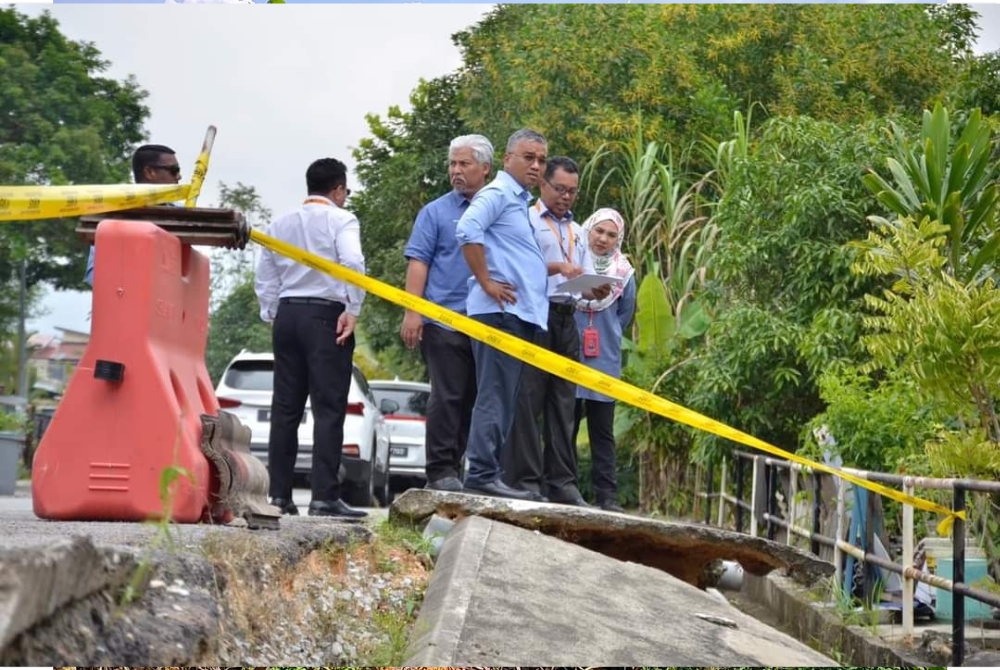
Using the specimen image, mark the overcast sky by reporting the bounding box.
[19,3,1000,335]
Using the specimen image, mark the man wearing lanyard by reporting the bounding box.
[456,128,550,500]
[255,158,367,518]
[503,156,609,505]
[400,134,493,492]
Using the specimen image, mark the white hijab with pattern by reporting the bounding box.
[576,207,634,312]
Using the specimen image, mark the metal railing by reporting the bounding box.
[695,451,1000,666]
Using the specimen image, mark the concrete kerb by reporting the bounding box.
[403,511,491,665]
[405,515,837,665]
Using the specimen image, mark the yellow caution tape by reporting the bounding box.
[0,184,191,222]
[185,125,216,208]
[251,228,964,532]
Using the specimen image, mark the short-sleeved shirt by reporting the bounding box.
[455,170,548,330]
[529,200,594,303]
[403,190,472,327]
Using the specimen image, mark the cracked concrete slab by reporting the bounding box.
[405,515,837,666]
[390,489,833,587]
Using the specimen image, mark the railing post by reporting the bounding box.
[767,461,777,541]
[811,471,821,556]
[788,463,798,547]
[902,478,914,644]
[718,457,728,527]
[953,483,966,667]
[750,456,760,538]
[735,455,745,533]
[835,477,846,588]
[704,463,714,525]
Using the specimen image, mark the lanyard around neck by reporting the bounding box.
[303,197,332,207]
[537,201,573,262]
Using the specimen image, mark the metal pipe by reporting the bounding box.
[763,513,836,548]
[718,457,728,527]
[954,483,966,667]
[811,472,821,556]
[902,479,914,643]
[735,455,745,534]
[835,477,846,588]
[767,462,777,541]
[788,465,798,547]
[705,464,714,525]
[750,456,760,538]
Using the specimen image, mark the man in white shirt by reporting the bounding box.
[503,156,609,506]
[255,157,367,518]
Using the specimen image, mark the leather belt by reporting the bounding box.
[279,297,340,307]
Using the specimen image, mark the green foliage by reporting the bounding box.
[205,278,272,384]
[861,104,1000,283]
[210,181,273,310]
[456,5,969,166]
[0,7,149,291]
[690,115,893,461]
[802,366,937,473]
[351,74,468,379]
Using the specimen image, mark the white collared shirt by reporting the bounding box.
[529,200,594,302]
[255,195,366,321]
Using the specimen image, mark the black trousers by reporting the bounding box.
[573,398,618,504]
[268,300,354,502]
[502,306,580,498]
[420,322,476,482]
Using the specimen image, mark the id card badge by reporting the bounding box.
[583,311,600,358]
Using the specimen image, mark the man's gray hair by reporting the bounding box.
[450,134,494,167]
[506,128,547,153]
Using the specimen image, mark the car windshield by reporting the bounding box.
[223,360,274,391]
[372,388,429,418]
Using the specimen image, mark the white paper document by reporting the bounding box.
[555,273,623,294]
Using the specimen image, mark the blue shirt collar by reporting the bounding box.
[535,198,573,223]
[497,170,531,200]
[449,189,472,207]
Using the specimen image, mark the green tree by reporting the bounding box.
[351,74,469,379]
[209,181,272,310]
[204,278,271,384]
[0,7,149,290]
[455,5,973,166]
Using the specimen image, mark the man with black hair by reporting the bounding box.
[84,144,181,285]
[255,157,367,518]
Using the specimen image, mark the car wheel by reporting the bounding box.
[343,453,374,508]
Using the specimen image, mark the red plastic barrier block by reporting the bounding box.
[33,220,220,522]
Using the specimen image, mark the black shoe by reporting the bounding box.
[524,490,549,503]
[308,499,368,518]
[425,476,464,492]
[463,479,535,501]
[270,497,299,516]
[548,492,593,507]
[599,499,626,513]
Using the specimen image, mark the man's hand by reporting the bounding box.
[561,262,584,279]
[400,309,423,350]
[484,279,517,310]
[584,283,613,300]
[336,312,357,345]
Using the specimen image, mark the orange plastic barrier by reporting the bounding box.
[33,220,221,522]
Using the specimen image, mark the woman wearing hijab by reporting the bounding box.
[573,208,637,513]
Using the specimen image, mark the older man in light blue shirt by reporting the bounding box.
[455,128,549,500]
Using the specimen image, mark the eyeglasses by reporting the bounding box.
[342,186,352,197]
[150,164,181,176]
[544,179,578,198]
[515,153,547,166]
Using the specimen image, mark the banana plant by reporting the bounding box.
[863,103,999,284]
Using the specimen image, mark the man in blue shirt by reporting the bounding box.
[455,128,550,500]
[84,145,181,285]
[401,134,494,493]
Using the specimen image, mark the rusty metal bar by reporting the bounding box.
[78,206,250,249]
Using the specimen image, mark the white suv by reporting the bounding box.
[368,379,430,494]
[214,350,391,506]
